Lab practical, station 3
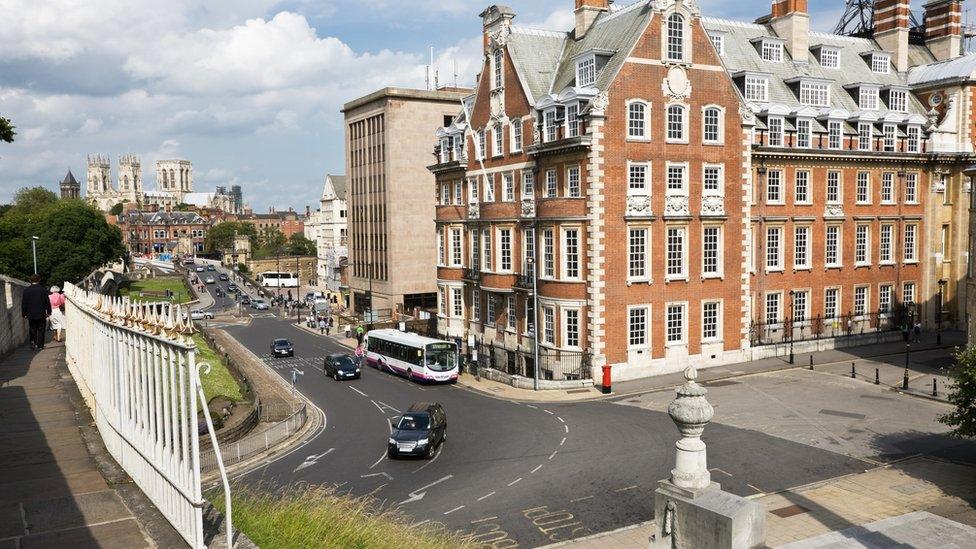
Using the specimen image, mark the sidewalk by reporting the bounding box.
[0,343,185,548]
[550,456,976,548]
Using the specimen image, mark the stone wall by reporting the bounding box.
[0,275,29,356]
[247,256,317,288]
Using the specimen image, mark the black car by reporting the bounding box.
[323,353,360,381]
[240,295,251,305]
[218,273,229,281]
[270,338,294,357]
[388,402,446,459]
[227,283,238,292]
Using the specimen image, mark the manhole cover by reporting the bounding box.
[770,504,810,518]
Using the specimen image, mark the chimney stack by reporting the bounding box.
[924,0,964,61]
[874,0,911,71]
[575,0,610,38]
[765,0,810,62]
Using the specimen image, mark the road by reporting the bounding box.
[183,264,884,547]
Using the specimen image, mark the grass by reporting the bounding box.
[120,277,193,304]
[213,483,473,549]
[193,333,243,405]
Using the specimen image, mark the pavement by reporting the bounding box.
[551,456,976,548]
[0,342,185,548]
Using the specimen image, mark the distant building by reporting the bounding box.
[59,170,80,200]
[238,209,305,238]
[343,86,472,318]
[117,211,209,256]
[305,174,348,290]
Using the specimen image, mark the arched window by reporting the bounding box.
[703,106,723,144]
[627,101,648,139]
[666,104,687,142]
[169,169,176,187]
[123,175,129,189]
[666,13,684,62]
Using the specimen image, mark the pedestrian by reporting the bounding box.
[344,324,351,338]
[913,321,922,343]
[356,324,365,345]
[48,285,66,342]
[325,320,331,336]
[22,274,52,350]
[354,344,365,366]
[319,318,326,335]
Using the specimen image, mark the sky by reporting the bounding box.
[0,1,868,212]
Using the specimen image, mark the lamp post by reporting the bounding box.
[788,289,795,364]
[527,250,539,391]
[937,279,946,345]
[31,236,39,275]
[903,301,915,390]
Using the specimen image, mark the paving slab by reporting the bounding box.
[778,511,976,548]
[24,490,132,534]
[19,518,151,549]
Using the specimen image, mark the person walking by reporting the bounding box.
[354,344,365,367]
[22,275,51,350]
[356,324,365,345]
[48,285,66,342]
[318,318,326,335]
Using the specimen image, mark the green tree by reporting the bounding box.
[109,202,125,215]
[286,233,316,256]
[940,347,976,439]
[258,226,286,252]
[0,199,126,285]
[0,116,15,143]
[204,222,257,253]
[13,186,58,212]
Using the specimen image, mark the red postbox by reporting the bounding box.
[601,364,612,394]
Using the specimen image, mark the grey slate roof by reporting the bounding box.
[507,27,566,103]
[122,211,206,225]
[61,170,78,185]
[701,17,928,118]
[909,52,976,86]
[327,175,347,201]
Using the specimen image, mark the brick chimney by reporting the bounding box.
[874,0,911,71]
[480,5,516,50]
[765,0,810,62]
[575,0,610,38]
[924,0,964,61]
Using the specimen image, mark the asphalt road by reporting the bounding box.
[189,257,872,547]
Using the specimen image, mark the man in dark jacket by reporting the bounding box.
[21,274,51,350]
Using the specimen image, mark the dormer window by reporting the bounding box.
[666,13,685,62]
[798,79,830,107]
[818,46,840,69]
[767,116,784,147]
[859,86,880,110]
[576,56,596,87]
[870,52,890,74]
[708,31,724,56]
[744,75,769,102]
[758,38,783,63]
[888,89,908,112]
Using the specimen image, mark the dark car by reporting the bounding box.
[388,402,446,459]
[227,283,238,292]
[207,264,216,271]
[218,273,229,281]
[324,353,360,381]
[240,295,251,305]
[270,338,294,357]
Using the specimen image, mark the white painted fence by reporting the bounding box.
[64,282,231,548]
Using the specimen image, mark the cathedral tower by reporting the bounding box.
[118,154,142,203]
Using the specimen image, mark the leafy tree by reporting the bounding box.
[0,199,125,285]
[258,226,286,252]
[205,222,257,253]
[110,202,125,215]
[175,203,192,211]
[940,347,976,439]
[13,186,58,212]
[0,116,14,143]
[286,233,316,256]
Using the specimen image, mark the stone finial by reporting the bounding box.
[666,365,714,490]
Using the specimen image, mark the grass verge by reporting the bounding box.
[120,277,193,304]
[193,333,243,404]
[213,483,473,549]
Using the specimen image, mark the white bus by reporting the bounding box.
[259,271,299,288]
[365,329,459,383]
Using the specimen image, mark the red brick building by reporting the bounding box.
[117,211,209,256]
[237,210,305,238]
[433,0,974,384]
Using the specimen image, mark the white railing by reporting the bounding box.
[64,283,232,548]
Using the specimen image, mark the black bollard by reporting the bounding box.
[875,368,880,385]
[933,378,938,397]
[809,355,814,370]
[851,362,856,379]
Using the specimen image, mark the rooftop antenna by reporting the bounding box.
[430,46,435,90]
[453,57,459,89]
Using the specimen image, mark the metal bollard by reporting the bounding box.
[809,356,814,370]
[933,378,938,397]
[875,368,880,385]
[851,362,856,379]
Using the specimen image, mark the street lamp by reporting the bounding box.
[31,236,39,275]
[937,279,946,345]
[903,301,915,390]
[788,289,795,365]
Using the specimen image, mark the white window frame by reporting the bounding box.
[566,102,580,138]
[796,118,812,148]
[665,225,688,281]
[482,228,492,271]
[522,171,534,199]
[666,103,688,144]
[492,48,504,89]
[824,287,840,320]
[628,225,651,282]
[702,225,723,278]
[627,305,650,350]
[879,284,893,315]
[702,163,724,196]
[665,13,686,62]
[794,225,811,270]
[903,223,917,263]
[906,125,921,153]
[511,118,523,153]
[545,169,557,198]
[701,300,723,342]
[665,302,687,346]
[856,171,871,204]
[666,161,689,197]
[542,306,555,345]
[765,225,783,272]
[881,172,895,204]
[744,75,769,102]
[477,129,487,160]
[493,124,504,157]
[544,109,557,143]
[627,99,650,141]
[826,171,842,204]
[828,120,842,150]
[799,81,830,107]
[561,227,581,281]
[768,116,784,147]
[702,105,724,144]
[765,291,782,325]
[507,295,517,331]
[858,122,873,151]
[563,307,581,349]
[854,285,869,317]
[825,225,842,267]
[766,169,783,204]
[502,173,515,202]
[483,174,495,202]
[855,223,871,266]
[905,172,918,203]
[450,227,463,267]
[883,124,896,152]
[566,165,581,198]
[870,53,890,74]
[452,286,463,318]
[819,47,839,69]
[437,228,444,266]
[761,39,783,63]
[903,282,915,305]
[542,228,555,279]
[628,161,651,197]
[859,87,879,110]
[708,32,724,56]
[497,227,512,273]
[576,55,596,87]
[794,170,811,204]
[880,223,894,264]
[889,89,907,112]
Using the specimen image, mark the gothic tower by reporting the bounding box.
[156,159,193,203]
[59,170,80,200]
[118,154,142,203]
[86,154,111,196]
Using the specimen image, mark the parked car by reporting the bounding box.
[218,273,229,281]
[195,266,205,273]
[251,299,269,310]
[240,295,251,305]
[207,265,216,271]
[270,338,294,357]
[188,310,214,321]
[205,277,216,284]
[324,353,360,381]
[388,402,447,459]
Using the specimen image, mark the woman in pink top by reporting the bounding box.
[48,286,66,342]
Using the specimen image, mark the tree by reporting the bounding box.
[286,233,316,256]
[940,347,976,439]
[258,226,286,252]
[109,202,125,215]
[13,186,58,212]
[0,116,15,143]
[204,222,257,253]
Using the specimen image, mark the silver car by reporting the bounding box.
[251,299,269,310]
[188,310,214,320]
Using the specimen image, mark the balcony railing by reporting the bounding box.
[462,268,481,281]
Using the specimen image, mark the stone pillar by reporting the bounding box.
[651,366,766,548]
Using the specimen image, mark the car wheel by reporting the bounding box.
[387,449,396,459]
[425,444,435,459]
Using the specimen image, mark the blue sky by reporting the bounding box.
[0,1,863,211]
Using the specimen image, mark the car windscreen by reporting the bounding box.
[273,339,291,347]
[334,356,356,369]
[396,414,430,430]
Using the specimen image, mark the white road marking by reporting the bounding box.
[526,405,537,409]
[507,477,522,486]
[398,475,453,505]
[531,464,543,474]
[293,448,334,473]
[361,472,393,481]
[477,492,496,501]
[543,409,554,415]
[376,400,402,414]
[560,437,566,446]
[370,449,387,469]
[571,495,593,503]
[747,483,764,493]
[564,424,569,434]
[614,485,638,493]
[349,386,368,397]
[557,416,564,423]
[549,450,557,460]
[370,400,385,414]
[444,505,465,515]
[470,516,498,524]
[413,444,443,473]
